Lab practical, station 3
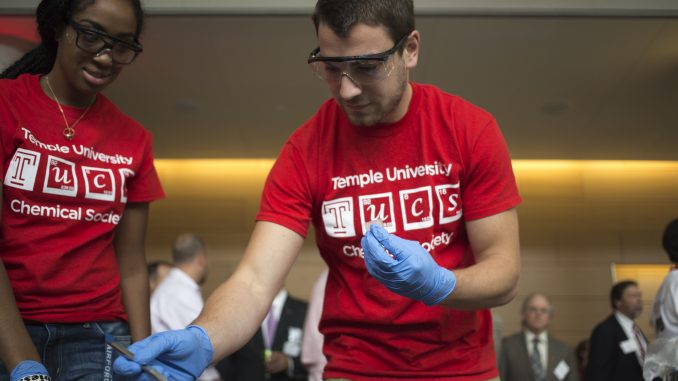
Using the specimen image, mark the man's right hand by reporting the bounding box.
[113,325,213,381]
[11,360,50,381]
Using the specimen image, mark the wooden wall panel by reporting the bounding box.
[146,160,678,349]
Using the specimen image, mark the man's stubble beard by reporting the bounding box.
[345,66,408,126]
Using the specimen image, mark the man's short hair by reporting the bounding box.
[172,233,206,264]
[521,292,553,315]
[610,280,637,310]
[312,0,415,46]
[663,219,678,263]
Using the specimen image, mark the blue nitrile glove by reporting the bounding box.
[361,224,457,305]
[113,325,213,381]
[11,360,50,381]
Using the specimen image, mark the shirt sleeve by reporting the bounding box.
[257,140,314,238]
[461,118,521,221]
[665,274,678,329]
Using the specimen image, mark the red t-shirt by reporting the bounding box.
[0,74,164,323]
[258,83,521,380]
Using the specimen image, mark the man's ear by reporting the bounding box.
[403,30,420,69]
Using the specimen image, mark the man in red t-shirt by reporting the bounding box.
[115,1,521,380]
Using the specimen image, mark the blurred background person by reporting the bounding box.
[147,260,173,295]
[574,339,588,381]
[499,293,579,381]
[643,219,678,381]
[492,310,504,359]
[585,280,645,381]
[150,233,220,381]
[650,218,678,339]
[301,269,328,381]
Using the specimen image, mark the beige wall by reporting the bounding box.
[146,160,678,348]
[146,159,328,300]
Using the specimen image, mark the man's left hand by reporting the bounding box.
[361,224,456,305]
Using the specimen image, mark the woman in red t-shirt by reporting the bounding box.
[0,0,164,380]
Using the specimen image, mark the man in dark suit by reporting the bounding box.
[585,280,646,381]
[218,289,308,381]
[499,293,579,381]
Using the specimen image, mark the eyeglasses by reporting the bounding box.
[307,35,409,86]
[69,22,143,65]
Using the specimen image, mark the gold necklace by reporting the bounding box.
[44,76,95,141]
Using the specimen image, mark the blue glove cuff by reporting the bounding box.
[187,325,214,363]
[11,360,50,381]
[422,268,457,306]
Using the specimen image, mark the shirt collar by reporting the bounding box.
[168,268,199,291]
[524,329,548,344]
[270,289,288,319]
[615,310,635,331]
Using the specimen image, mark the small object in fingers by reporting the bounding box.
[366,219,384,230]
[365,219,395,259]
[108,341,168,381]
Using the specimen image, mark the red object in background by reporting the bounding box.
[0,16,39,44]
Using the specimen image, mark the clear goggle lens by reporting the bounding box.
[309,59,394,85]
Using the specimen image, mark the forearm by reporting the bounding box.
[440,251,519,310]
[195,221,302,362]
[119,254,151,341]
[440,208,520,310]
[114,202,151,342]
[0,261,41,370]
[196,264,281,361]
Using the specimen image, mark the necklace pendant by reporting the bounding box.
[63,126,75,141]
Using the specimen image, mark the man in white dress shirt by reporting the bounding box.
[148,260,173,295]
[150,233,221,381]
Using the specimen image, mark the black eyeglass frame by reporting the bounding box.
[307,34,410,64]
[69,21,144,64]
